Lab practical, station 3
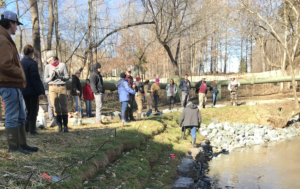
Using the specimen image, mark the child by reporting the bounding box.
[83,79,95,117]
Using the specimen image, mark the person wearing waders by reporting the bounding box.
[179,101,201,148]
[228,76,240,106]
[0,11,38,154]
[72,70,83,117]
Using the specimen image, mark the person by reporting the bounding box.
[125,68,136,121]
[117,72,136,123]
[21,44,45,135]
[134,77,144,120]
[90,63,105,125]
[210,80,219,106]
[151,78,161,112]
[165,79,178,110]
[195,76,208,108]
[179,74,191,108]
[228,76,240,106]
[44,51,70,132]
[42,61,54,121]
[83,79,95,117]
[144,80,152,112]
[72,70,83,117]
[0,10,38,154]
[179,101,201,148]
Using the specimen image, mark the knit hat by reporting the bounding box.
[127,68,131,72]
[120,72,126,78]
[46,51,57,59]
[75,70,81,74]
[136,77,141,81]
[155,78,159,82]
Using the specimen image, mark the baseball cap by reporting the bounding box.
[1,10,23,25]
[127,68,131,72]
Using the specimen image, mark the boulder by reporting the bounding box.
[172,177,194,189]
[208,123,216,129]
[224,122,231,131]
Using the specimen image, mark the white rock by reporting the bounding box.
[224,122,231,131]
[208,123,216,129]
[201,130,208,136]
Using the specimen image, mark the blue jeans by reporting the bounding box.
[121,101,128,111]
[212,93,217,105]
[85,100,92,116]
[73,96,83,116]
[0,88,26,128]
[154,95,159,110]
[182,126,197,138]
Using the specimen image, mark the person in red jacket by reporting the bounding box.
[83,79,95,117]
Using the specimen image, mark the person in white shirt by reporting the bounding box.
[228,76,240,106]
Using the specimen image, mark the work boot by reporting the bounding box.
[18,126,39,152]
[56,115,63,132]
[121,110,128,123]
[62,115,69,133]
[181,132,185,140]
[6,127,30,155]
[203,105,205,109]
[192,138,196,148]
[25,120,29,133]
[29,121,40,135]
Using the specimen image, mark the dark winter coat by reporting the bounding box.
[209,85,218,94]
[89,63,105,94]
[21,56,45,96]
[195,80,207,94]
[179,79,191,92]
[179,103,201,128]
[71,75,82,97]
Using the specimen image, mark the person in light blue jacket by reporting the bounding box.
[117,72,136,123]
[166,79,178,110]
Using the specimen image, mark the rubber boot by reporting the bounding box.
[203,105,205,109]
[125,110,130,122]
[18,126,38,152]
[25,120,29,133]
[181,132,185,140]
[129,110,136,121]
[56,115,63,132]
[192,138,196,148]
[6,127,30,155]
[29,121,40,135]
[121,110,128,123]
[62,115,69,133]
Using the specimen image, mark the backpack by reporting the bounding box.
[138,84,145,94]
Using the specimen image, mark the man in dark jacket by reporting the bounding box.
[72,70,83,117]
[125,68,136,121]
[89,63,105,125]
[195,76,208,108]
[179,74,191,108]
[0,11,38,154]
[179,101,201,148]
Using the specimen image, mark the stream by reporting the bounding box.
[207,137,300,189]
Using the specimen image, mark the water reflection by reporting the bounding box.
[207,138,300,189]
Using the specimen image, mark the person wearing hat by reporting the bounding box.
[44,50,70,132]
[165,79,178,110]
[228,76,240,106]
[179,74,191,108]
[134,76,144,120]
[179,101,201,148]
[89,63,105,125]
[195,76,208,108]
[125,68,136,121]
[21,45,45,135]
[151,78,161,112]
[209,80,219,106]
[72,70,83,117]
[117,72,136,123]
[0,10,38,154]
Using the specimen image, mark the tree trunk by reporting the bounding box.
[15,0,22,53]
[47,0,54,50]
[29,0,43,74]
[54,0,59,54]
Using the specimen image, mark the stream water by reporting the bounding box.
[207,137,300,189]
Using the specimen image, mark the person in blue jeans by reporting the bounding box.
[83,79,95,117]
[179,101,202,148]
[0,11,38,155]
[209,80,219,107]
[117,72,136,123]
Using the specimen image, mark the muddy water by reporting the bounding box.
[208,138,300,189]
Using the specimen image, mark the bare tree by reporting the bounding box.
[47,0,54,50]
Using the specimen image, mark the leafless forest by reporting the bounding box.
[1,0,299,78]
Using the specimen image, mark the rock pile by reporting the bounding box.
[200,119,300,153]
